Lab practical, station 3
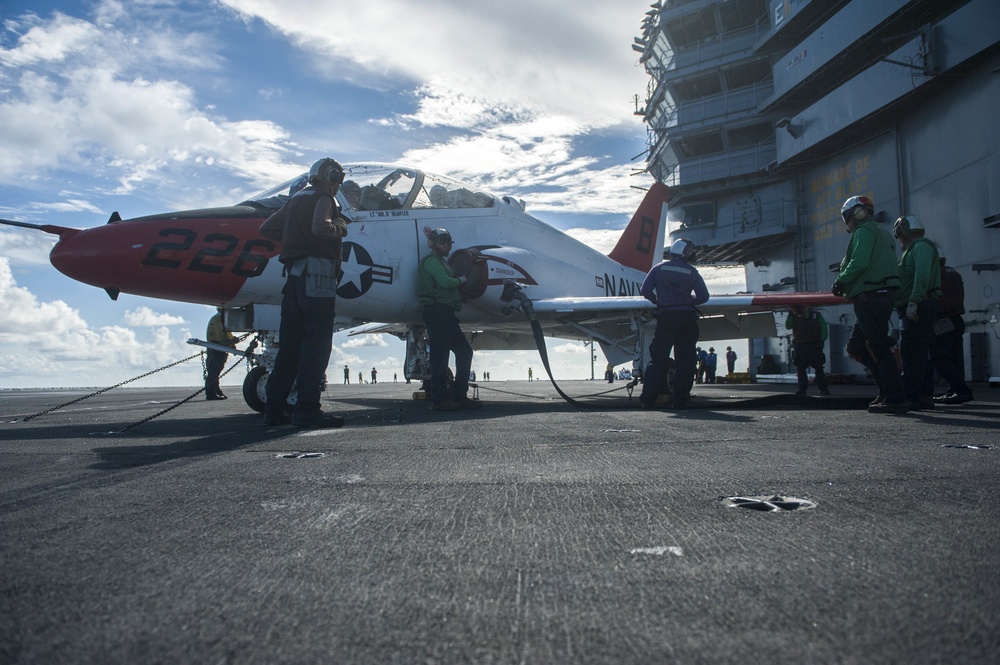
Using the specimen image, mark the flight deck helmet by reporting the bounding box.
[893,215,925,238]
[668,238,696,262]
[840,195,874,226]
[308,158,345,189]
[429,228,453,246]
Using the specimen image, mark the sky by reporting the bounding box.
[0,0,746,391]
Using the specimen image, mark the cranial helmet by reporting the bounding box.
[669,238,696,261]
[893,215,925,238]
[308,158,345,188]
[429,228,453,245]
[840,195,874,224]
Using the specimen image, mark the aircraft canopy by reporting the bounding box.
[245,164,495,213]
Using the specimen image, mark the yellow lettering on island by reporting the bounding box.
[809,154,874,242]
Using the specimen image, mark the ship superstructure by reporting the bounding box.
[634,0,1000,380]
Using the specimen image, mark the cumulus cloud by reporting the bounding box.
[221,0,645,126]
[0,4,304,206]
[1,1,650,220]
[219,0,652,211]
[341,333,390,349]
[0,257,202,387]
[123,306,187,327]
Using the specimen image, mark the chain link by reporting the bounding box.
[20,352,203,422]
[19,332,256,424]
[116,357,245,433]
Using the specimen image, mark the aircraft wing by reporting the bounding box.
[345,291,847,356]
[528,291,848,315]
[346,322,409,337]
[522,291,848,356]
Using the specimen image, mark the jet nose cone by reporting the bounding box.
[49,228,104,285]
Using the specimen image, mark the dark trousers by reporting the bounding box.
[898,299,937,401]
[422,303,472,403]
[641,309,698,405]
[205,349,228,396]
[793,341,827,391]
[265,274,336,415]
[846,288,905,403]
[930,316,970,396]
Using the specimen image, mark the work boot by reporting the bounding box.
[292,410,344,428]
[868,394,886,408]
[939,392,973,405]
[670,394,690,409]
[263,411,291,426]
[454,396,483,410]
[868,401,909,414]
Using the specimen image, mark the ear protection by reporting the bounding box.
[853,206,867,221]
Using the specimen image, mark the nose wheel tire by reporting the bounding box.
[243,365,268,413]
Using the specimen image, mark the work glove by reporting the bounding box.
[906,301,919,322]
[831,281,847,298]
[457,276,468,285]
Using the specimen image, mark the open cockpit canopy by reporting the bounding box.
[244,164,495,213]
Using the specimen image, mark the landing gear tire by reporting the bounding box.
[243,365,268,413]
[663,358,676,396]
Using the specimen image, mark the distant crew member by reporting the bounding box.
[528,367,533,382]
[893,216,941,410]
[931,254,973,404]
[832,195,906,414]
[343,364,350,385]
[259,157,348,428]
[785,306,830,396]
[696,347,708,384]
[417,228,483,411]
[639,238,709,409]
[726,346,737,375]
[371,367,378,384]
[704,347,718,384]
[205,307,235,400]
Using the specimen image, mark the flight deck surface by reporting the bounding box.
[2,381,998,663]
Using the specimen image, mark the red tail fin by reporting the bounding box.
[608,182,669,273]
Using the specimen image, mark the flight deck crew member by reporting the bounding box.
[892,216,941,410]
[258,157,348,428]
[832,195,907,414]
[639,238,709,409]
[726,346,737,375]
[704,347,718,384]
[931,254,973,404]
[785,306,830,396]
[417,228,483,411]
[205,307,235,400]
